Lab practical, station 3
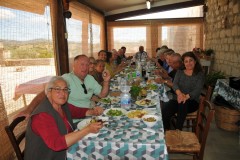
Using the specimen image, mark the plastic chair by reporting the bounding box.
[165,100,215,160]
[5,116,26,160]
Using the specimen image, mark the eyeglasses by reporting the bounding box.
[81,83,88,94]
[50,87,71,93]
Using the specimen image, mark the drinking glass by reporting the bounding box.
[142,69,146,78]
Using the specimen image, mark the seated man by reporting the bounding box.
[121,46,133,60]
[17,55,111,121]
[155,53,183,91]
[135,46,148,62]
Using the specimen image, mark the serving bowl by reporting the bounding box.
[142,114,159,128]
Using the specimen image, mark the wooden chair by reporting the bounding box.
[184,86,213,131]
[165,100,215,160]
[5,116,26,160]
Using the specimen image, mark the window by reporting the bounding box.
[89,24,101,54]
[0,4,56,115]
[161,25,202,54]
[112,27,146,56]
[108,19,203,58]
[67,1,105,63]
[66,18,82,58]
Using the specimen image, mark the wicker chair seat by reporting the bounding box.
[166,130,200,153]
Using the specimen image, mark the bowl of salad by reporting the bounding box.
[103,108,127,117]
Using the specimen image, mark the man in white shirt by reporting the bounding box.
[135,46,148,61]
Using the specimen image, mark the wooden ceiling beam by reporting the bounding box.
[77,0,104,15]
[105,0,205,21]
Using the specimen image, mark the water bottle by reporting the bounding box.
[120,86,131,109]
[136,62,142,78]
[120,92,131,109]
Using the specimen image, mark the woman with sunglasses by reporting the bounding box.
[24,76,103,160]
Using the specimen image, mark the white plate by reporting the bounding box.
[126,109,149,120]
[77,119,99,138]
[103,108,127,117]
[100,96,120,104]
[110,86,120,91]
[135,98,157,107]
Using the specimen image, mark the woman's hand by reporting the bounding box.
[176,90,185,103]
[177,93,190,104]
[102,69,111,82]
[182,94,190,104]
[177,93,185,103]
[86,122,103,134]
[86,106,104,116]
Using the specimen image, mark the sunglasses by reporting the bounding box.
[81,83,88,94]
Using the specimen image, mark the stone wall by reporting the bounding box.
[205,0,240,76]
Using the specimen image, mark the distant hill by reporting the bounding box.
[0,39,52,46]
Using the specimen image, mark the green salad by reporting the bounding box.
[146,84,158,90]
[101,98,111,104]
[106,109,123,116]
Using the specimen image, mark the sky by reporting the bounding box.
[0,5,100,43]
[0,6,52,41]
[0,5,202,42]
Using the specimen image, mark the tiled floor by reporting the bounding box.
[169,119,240,160]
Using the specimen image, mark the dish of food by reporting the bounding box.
[103,108,127,117]
[145,84,158,90]
[142,114,159,128]
[77,119,99,138]
[100,97,120,104]
[126,110,148,120]
[135,98,157,107]
[110,86,120,91]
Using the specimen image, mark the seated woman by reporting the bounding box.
[90,59,105,85]
[106,50,126,76]
[24,76,103,160]
[161,52,204,130]
[89,56,96,75]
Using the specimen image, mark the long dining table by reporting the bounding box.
[67,66,168,160]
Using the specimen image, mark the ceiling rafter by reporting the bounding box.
[106,0,204,21]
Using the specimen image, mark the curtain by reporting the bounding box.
[0,0,57,158]
[67,1,105,70]
[107,18,203,57]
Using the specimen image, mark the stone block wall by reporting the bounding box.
[205,0,240,76]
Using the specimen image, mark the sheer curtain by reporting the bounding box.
[67,1,105,70]
[107,18,203,57]
[160,24,203,54]
[0,0,57,158]
[108,21,153,57]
